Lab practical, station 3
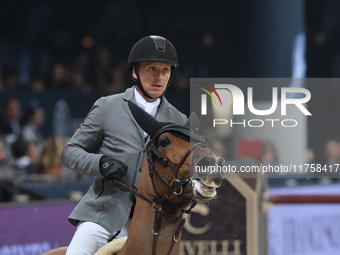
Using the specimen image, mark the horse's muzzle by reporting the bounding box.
[191,155,224,201]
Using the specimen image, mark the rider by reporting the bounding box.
[61,35,188,254]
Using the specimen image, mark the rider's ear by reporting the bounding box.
[132,67,138,79]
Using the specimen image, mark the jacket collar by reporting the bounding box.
[122,86,171,120]
[122,86,169,139]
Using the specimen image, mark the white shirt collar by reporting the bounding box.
[134,87,161,117]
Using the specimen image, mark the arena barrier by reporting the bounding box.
[180,175,268,255]
[0,201,76,254]
[267,183,340,255]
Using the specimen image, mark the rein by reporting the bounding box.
[114,124,207,255]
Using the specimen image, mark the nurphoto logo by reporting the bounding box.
[197,82,312,128]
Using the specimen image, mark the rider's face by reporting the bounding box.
[133,62,171,102]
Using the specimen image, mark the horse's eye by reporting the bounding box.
[159,136,171,147]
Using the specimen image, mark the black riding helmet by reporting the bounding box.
[128,35,179,99]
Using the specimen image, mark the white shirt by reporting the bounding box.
[134,87,160,117]
[134,87,161,137]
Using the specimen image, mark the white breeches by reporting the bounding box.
[66,221,129,255]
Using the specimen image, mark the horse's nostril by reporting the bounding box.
[196,156,215,168]
[193,156,224,186]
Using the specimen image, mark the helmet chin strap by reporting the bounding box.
[133,64,176,101]
[134,65,154,100]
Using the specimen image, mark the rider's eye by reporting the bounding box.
[159,136,171,147]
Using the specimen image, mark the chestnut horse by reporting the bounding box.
[41,101,224,255]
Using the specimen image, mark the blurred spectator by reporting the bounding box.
[36,136,79,181]
[46,63,69,90]
[0,138,7,166]
[105,61,128,95]
[72,51,90,72]
[324,139,340,165]
[89,47,113,93]
[1,65,20,90]
[69,68,91,93]
[262,141,279,166]
[94,47,112,74]
[21,107,45,153]
[0,138,12,192]
[0,98,22,136]
[11,136,40,174]
[29,76,46,92]
[0,138,17,202]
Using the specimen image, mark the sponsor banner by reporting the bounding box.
[268,204,340,255]
[0,202,75,254]
[181,180,245,255]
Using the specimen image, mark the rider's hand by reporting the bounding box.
[99,156,128,182]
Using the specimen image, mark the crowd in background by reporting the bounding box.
[0,96,85,201]
[0,99,70,178]
[0,1,197,202]
[0,48,133,95]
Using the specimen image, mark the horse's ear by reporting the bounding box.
[185,112,200,134]
[128,100,161,136]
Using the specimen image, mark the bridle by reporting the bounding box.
[146,124,207,205]
[113,123,208,255]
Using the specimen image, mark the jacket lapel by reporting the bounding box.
[122,87,145,140]
[155,97,171,122]
[123,87,181,138]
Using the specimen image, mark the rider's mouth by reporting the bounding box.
[151,84,162,89]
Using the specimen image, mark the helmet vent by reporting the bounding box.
[150,35,166,52]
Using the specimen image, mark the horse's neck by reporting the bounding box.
[123,198,182,254]
[120,169,183,255]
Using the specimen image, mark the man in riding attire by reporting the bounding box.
[62,35,188,255]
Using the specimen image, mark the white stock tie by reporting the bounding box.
[142,102,155,116]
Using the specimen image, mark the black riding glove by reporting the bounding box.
[99,156,128,182]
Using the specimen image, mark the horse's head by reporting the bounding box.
[152,130,224,205]
[128,101,224,208]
